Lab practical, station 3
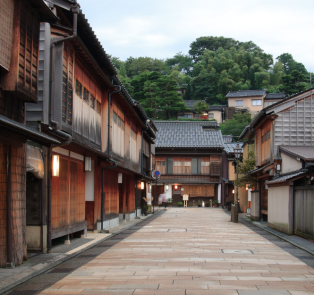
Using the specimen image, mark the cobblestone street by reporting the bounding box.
[9,208,314,295]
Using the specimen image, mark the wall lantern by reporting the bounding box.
[52,155,59,177]
[232,189,234,194]
[175,185,178,189]
[141,181,145,190]
[246,184,249,190]
[165,184,169,191]
[118,173,123,184]
[85,157,91,171]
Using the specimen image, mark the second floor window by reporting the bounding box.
[262,130,270,143]
[83,88,89,103]
[90,95,95,109]
[236,100,243,106]
[113,112,124,130]
[252,99,262,106]
[75,80,82,97]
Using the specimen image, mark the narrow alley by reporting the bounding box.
[8,208,314,295]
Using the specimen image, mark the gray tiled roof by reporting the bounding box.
[209,105,226,111]
[224,142,243,154]
[226,90,267,98]
[155,121,224,148]
[222,135,233,143]
[266,170,306,184]
[264,93,286,100]
[183,100,206,110]
[280,146,314,161]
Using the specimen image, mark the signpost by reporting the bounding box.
[183,194,189,207]
[152,170,161,213]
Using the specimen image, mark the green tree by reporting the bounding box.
[166,52,193,75]
[277,53,307,75]
[125,56,168,78]
[194,101,209,118]
[235,150,257,188]
[141,81,160,119]
[157,75,187,119]
[278,70,308,95]
[219,113,252,137]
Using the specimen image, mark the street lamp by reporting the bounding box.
[232,142,242,223]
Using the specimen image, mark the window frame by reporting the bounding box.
[252,99,262,106]
[235,100,243,107]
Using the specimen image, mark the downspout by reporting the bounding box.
[6,145,13,268]
[49,3,79,144]
[100,82,121,230]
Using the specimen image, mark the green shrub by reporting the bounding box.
[167,198,173,203]
[177,202,183,207]
[205,202,210,207]
[213,200,218,205]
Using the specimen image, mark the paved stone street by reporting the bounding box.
[8,208,314,295]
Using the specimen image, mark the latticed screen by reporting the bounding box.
[0,0,14,71]
[62,45,73,126]
[19,2,39,94]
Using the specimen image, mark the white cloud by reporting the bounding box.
[78,0,314,69]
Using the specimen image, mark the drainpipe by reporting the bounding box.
[49,3,79,144]
[101,159,117,230]
[6,145,14,268]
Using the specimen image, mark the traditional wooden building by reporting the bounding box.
[153,121,224,206]
[22,0,156,252]
[245,88,314,223]
[0,0,59,268]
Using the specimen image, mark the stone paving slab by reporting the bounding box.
[1,212,159,295]
[5,208,314,294]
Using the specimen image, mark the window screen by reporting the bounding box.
[166,158,173,174]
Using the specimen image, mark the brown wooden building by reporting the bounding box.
[153,121,224,206]
[244,88,314,222]
[23,0,157,251]
[0,0,59,268]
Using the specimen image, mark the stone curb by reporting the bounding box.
[239,214,314,257]
[1,211,161,295]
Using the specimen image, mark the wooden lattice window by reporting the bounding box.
[19,2,39,94]
[62,44,73,126]
[210,161,221,176]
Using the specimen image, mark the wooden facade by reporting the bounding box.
[22,0,157,247]
[247,88,314,221]
[0,0,57,268]
[154,121,224,207]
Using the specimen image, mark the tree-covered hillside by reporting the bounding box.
[110,36,311,119]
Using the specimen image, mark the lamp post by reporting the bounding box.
[232,142,242,222]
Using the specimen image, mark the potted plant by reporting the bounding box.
[213,200,218,207]
[198,200,201,207]
[167,198,172,207]
[177,201,183,207]
[205,202,210,207]
[142,204,148,216]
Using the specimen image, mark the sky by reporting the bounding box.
[77,0,314,70]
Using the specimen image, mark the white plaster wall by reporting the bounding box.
[281,153,302,174]
[268,186,290,229]
[85,160,95,201]
[164,184,173,201]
